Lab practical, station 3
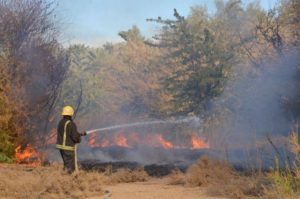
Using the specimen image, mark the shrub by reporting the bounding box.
[266,131,300,197]
[185,155,235,186]
[0,130,15,161]
[0,153,13,163]
[109,168,149,183]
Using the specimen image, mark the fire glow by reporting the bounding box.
[15,144,41,166]
[88,132,209,150]
[191,135,210,149]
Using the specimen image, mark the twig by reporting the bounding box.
[266,134,281,158]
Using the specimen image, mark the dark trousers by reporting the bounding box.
[59,150,75,173]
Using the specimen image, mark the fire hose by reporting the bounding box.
[74,133,86,173]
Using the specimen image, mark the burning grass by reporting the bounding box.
[14,144,42,166]
[168,138,300,199]
[167,128,300,199]
[88,131,209,150]
[3,131,299,198]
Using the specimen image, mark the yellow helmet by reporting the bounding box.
[61,106,74,116]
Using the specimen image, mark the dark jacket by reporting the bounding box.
[56,117,81,151]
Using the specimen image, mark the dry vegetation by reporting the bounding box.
[1,149,299,199]
[169,156,267,199]
[168,153,300,199]
[108,168,149,183]
[0,164,107,199]
[265,131,300,198]
[0,163,150,199]
[0,0,299,198]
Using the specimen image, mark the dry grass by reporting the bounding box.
[168,168,186,185]
[263,131,300,198]
[0,162,150,198]
[185,156,234,186]
[168,156,270,199]
[174,130,300,199]
[0,163,108,199]
[290,131,300,154]
[108,168,149,183]
[169,156,235,187]
[167,131,300,199]
[1,134,299,199]
[207,176,269,199]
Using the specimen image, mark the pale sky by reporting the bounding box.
[54,0,279,47]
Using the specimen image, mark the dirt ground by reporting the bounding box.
[0,163,227,199]
[102,178,227,199]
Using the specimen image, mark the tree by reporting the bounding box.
[256,8,283,55]
[118,25,145,42]
[59,45,106,119]
[0,0,69,157]
[147,9,234,115]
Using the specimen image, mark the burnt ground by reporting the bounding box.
[79,146,206,176]
[77,145,295,175]
[80,160,188,177]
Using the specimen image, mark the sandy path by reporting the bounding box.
[102,178,227,199]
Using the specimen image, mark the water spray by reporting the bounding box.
[86,117,200,135]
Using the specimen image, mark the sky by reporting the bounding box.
[55,0,279,47]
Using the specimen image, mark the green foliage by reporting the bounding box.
[0,130,15,161]
[0,0,298,161]
[59,44,107,118]
[269,159,300,196]
[148,9,234,115]
[119,25,145,42]
[267,133,300,197]
[0,153,13,163]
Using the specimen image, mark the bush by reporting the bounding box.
[169,156,268,199]
[0,153,13,163]
[185,156,235,186]
[0,130,15,161]
[109,168,149,183]
[266,132,300,198]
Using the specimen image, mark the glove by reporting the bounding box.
[80,131,87,136]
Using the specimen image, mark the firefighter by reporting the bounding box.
[56,105,86,173]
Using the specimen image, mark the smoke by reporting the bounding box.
[73,54,300,168]
[74,116,206,164]
[207,53,299,167]
[46,53,299,169]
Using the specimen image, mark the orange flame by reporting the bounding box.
[15,145,41,166]
[156,135,173,149]
[88,132,209,150]
[114,133,130,147]
[88,133,110,148]
[191,135,209,149]
[88,133,130,148]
